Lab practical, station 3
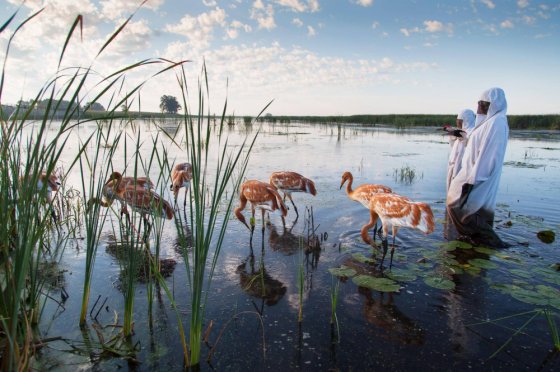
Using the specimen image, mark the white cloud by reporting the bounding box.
[251,3,276,30]
[165,8,227,49]
[308,0,320,12]
[203,0,217,6]
[276,0,307,12]
[292,18,304,27]
[517,0,529,8]
[480,0,495,9]
[522,15,536,24]
[500,20,514,28]
[371,21,379,29]
[226,20,252,39]
[424,20,444,32]
[100,0,164,21]
[400,27,420,37]
[354,0,374,7]
[307,25,316,36]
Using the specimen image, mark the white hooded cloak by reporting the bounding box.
[447,88,509,222]
[446,109,476,190]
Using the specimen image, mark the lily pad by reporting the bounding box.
[328,266,357,278]
[352,275,400,292]
[437,240,473,251]
[352,252,376,264]
[509,269,532,279]
[423,276,455,290]
[385,268,417,282]
[468,258,498,269]
[474,247,498,255]
[537,230,555,244]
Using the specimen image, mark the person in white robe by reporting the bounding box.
[446,109,476,191]
[446,88,509,247]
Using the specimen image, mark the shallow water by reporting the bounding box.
[36,120,560,371]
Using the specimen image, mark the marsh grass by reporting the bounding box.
[393,164,421,185]
[467,308,560,358]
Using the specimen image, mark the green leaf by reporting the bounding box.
[352,252,376,264]
[537,230,556,244]
[509,269,532,279]
[352,275,400,292]
[438,240,473,250]
[474,247,498,255]
[423,276,455,290]
[328,267,357,278]
[468,258,498,269]
[385,268,417,282]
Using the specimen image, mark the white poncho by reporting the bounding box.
[447,88,509,220]
[446,109,476,190]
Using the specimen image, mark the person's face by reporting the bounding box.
[477,100,490,115]
[456,119,463,129]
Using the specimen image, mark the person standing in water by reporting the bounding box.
[447,88,509,247]
[446,109,476,191]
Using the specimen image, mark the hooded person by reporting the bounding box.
[446,109,476,191]
[446,88,509,247]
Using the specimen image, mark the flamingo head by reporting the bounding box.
[340,171,352,189]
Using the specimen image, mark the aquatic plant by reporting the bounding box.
[393,164,420,184]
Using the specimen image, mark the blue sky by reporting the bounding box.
[1,0,559,115]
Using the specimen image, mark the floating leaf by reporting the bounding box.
[474,247,498,255]
[536,284,560,299]
[509,269,532,279]
[352,252,376,264]
[533,268,560,285]
[510,288,549,306]
[437,240,473,251]
[352,275,400,292]
[385,268,417,282]
[328,267,357,278]
[447,265,464,275]
[468,258,498,269]
[495,254,523,264]
[423,276,455,290]
[537,230,556,244]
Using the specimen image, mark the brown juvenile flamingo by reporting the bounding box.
[21,171,62,221]
[170,162,193,208]
[362,193,435,268]
[89,172,173,236]
[101,171,154,207]
[234,180,287,237]
[340,171,392,240]
[269,171,316,219]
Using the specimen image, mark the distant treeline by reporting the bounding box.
[257,114,560,130]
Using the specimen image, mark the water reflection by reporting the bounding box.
[236,249,287,309]
[359,288,425,346]
[268,224,300,256]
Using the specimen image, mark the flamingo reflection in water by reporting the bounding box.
[362,193,434,269]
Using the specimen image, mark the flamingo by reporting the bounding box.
[340,171,392,240]
[441,125,466,138]
[89,172,173,236]
[269,171,317,218]
[234,180,288,237]
[21,171,62,221]
[102,171,154,205]
[170,162,193,208]
[361,193,434,269]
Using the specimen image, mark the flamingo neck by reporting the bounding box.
[345,176,353,195]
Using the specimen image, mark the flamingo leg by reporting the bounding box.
[389,227,398,269]
[183,187,187,209]
[288,194,298,217]
[261,208,266,232]
[379,224,389,269]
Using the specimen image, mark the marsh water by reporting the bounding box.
[36,120,559,371]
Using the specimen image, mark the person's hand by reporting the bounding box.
[459,183,474,209]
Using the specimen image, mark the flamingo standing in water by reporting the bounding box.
[170,162,193,208]
[89,172,173,236]
[362,193,434,269]
[269,171,317,219]
[340,171,392,240]
[234,180,287,238]
[21,171,62,221]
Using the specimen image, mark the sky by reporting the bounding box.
[0,0,559,116]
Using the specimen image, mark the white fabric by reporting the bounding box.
[446,109,475,190]
[447,88,508,219]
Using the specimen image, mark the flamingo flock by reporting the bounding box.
[40,157,433,269]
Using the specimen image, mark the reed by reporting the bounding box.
[163,63,268,367]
